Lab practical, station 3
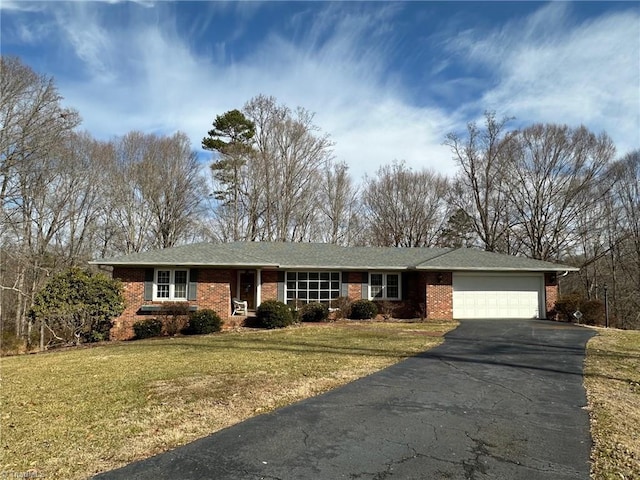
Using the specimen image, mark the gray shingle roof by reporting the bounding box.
[90,242,277,267]
[91,242,578,272]
[416,248,577,272]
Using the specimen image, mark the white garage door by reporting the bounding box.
[453,273,543,319]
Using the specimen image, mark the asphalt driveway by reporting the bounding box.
[95,319,596,479]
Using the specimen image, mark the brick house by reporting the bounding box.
[90,242,577,340]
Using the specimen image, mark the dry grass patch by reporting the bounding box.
[584,327,640,479]
[0,320,456,479]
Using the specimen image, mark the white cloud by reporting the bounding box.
[7,1,637,188]
[46,2,458,181]
[53,4,117,82]
[0,1,46,12]
[451,2,640,154]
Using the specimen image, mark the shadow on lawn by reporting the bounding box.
[125,320,638,385]
[129,333,431,359]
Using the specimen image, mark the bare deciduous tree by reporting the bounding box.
[506,124,615,261]
[362,161,450,247]
[444,112,515,252]
[142,132,206,249]
[245,95,334,242]
[100,132,156,255]
[204,95,334,243]
[318,161,360,245]
[607,150,640,328]
[101,132,206,254]
[0,56,81,340]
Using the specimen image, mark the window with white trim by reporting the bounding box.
[286,271,341,305]
[369,273,401,300]
[154,269,189,301]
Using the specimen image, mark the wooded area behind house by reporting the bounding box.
[2,55,639,350]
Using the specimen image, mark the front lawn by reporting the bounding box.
[584,327,640,479]
[0,321,455,479]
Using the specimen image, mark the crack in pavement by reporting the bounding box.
[93,319,594,480]
[438,357,534,403]
[350,441,471,480]
[461,431,584,478]
[462,432,492,479]
[301,428,310,448]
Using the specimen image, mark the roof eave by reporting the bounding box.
[89,261,280,268]
[276,265,412,270]
[415,266,579,272]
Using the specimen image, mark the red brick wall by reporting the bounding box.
[198,269,234,318]
[425,272,453,320]
[112,267,146,340]
[112,268,558,332]
[111,267,460,338]
[545,273,559,319]
[347,272,365,300]
[261,270,278,301]
[340,271,451,319]
[343,270,450,320]
[111,267,234,340]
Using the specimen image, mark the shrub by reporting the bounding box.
[256,300,295,329]
[84,318,112,343]
[29,267,124,347]
[581,300,605,326]
[349,299,378,320]
[375,300,397,320]
[331,296,352,320]
[158,302,191,336]
[133,318,163,339]
[554,293,605,325]
[299,302,329,322]
[183,309,223,335]
[1,327,27,356]
[554,293,582,322]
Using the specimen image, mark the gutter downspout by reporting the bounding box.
[256,268,262,307]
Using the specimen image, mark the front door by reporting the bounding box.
[239,272,256,309]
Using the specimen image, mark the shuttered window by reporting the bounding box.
[154,269,189,301]
[369,273,401,300]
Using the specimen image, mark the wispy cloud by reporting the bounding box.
[0,0,47,12]
[35,2,458,178]
[52,3,117,81]
[450,2,640,154]
[2,1,637,183]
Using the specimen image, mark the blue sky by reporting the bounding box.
[2,1,639,178]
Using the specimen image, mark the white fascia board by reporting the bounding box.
[415,265,579,272]
[88,261,280,268]
[276,265,411,271]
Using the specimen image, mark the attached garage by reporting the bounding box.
[453,273,544,319]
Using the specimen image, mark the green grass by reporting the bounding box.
[0,321,456,479]
[4,320,635,480]
[584,327,640,479]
